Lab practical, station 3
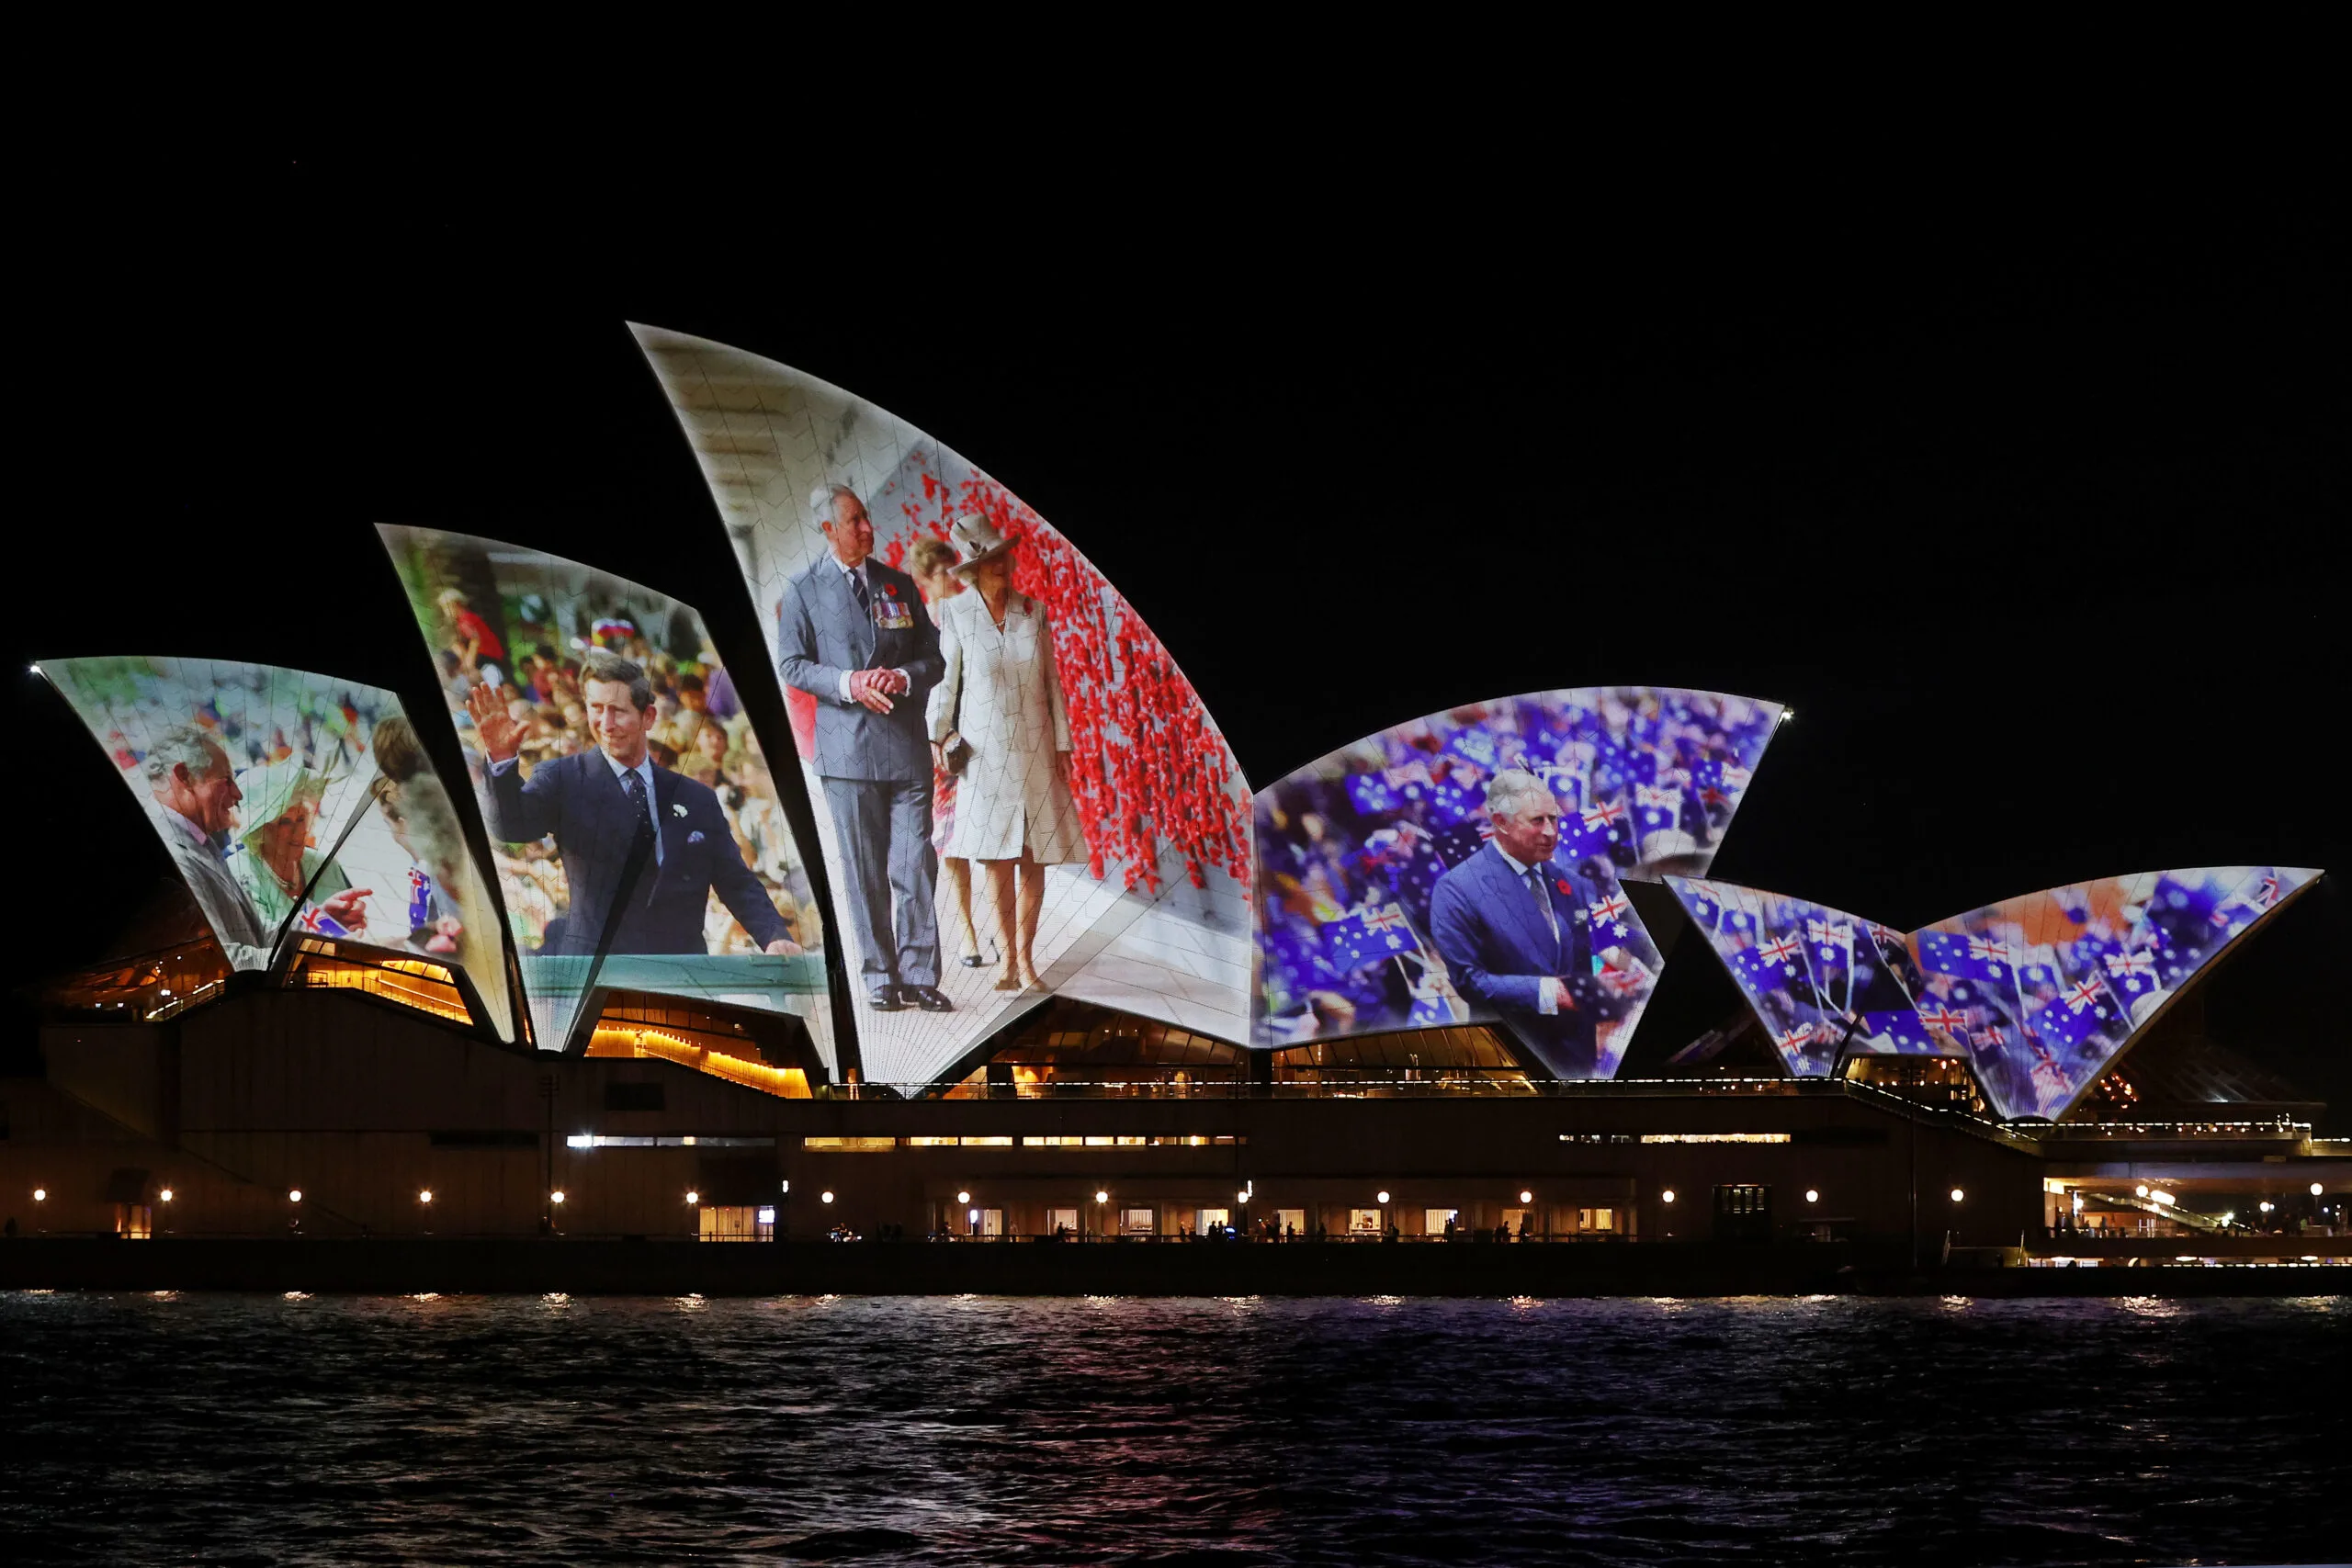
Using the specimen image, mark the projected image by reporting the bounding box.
[1909,866,2321,1120]
[379,526,829,1055]
[1250,689,1774,1076]
[633,327,1253,1088]
[1666,878,1946,1076]
[42,657,514,1038]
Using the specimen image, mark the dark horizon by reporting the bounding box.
[9,162,2339,1115]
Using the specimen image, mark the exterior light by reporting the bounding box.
[2135,1184,2149,1198]
[820,1190,835,1204]
[2152,1190,2177,1207]
[549,1190,567,1204]
[956,1190,971,1205]
[1950,1189,1964,1203]
[288,1190,303,1203]
[2313,1183,2326,1197]
[1519,1190,1534,1204]
[1804,1189,1820,1204]
[2260,1201,2274,1213]
[417,1190,433,1204]
[757,1207,776,1224]
[1375,1190,1391,1205]
[1661,1190,1676,1204]
[685,1190,700,1205]
[159,1188,174,1203]
[1094,1190,1109,1203]
[31,1189,45,1202]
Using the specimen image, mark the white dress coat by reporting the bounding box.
[926,589,1087,863]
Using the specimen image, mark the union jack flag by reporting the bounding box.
[1581,800,1626,831]
[1966,935,2012,967]
[1597,959,1647,997]
[1363,904,1410,935]
[1807,919,1853,951]
[1919,1004,1968,1033]
[1589,892,1631,925]
[1775,1023,1815,1052]
[1755,934,1803,967]
[1972,1025,2007,1048]
[2104,951,2155,980]
[2256,873,2279,906]
[2061,976,2104,1014]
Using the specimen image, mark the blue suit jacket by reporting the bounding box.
[485,750,787,956]
[1427,844,1602,1077]
[777,555,942,783]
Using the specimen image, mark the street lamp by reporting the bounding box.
[956,1190,971,1205]
[31,1188,45,1202]
[1804,1190,1820,1204]
[1519,1190,1533,1205]
[820,1190,835,1204]
[1375,1190,1391,1205]
[1950,1188,1965,1203]
[288,1190,303,1204]
[685,1190,700,1205]
[2313,1183,2326,1197]
[159,1188,174,1204]
[417,1190,433,1206]
[549,1190,567,1205]
[1660,1190,1676,1204]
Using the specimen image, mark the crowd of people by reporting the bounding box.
[429,588,822,959]
[1254,688,1772,1056]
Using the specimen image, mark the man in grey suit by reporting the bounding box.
[778,483,953,1013]
[141,724,371,970]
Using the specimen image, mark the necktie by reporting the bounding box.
[622,768,658,864]
[1526,869,1560,949]
[848,568,871,617]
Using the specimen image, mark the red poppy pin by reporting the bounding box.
[1555,879,1572,894]
[885,583,898,597]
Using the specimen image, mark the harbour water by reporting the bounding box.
[3,1292,2344,1565]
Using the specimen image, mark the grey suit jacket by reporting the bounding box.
[776,554,942,783]
[150,803,274,970]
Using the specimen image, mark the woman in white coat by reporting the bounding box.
[926,513,1087,991]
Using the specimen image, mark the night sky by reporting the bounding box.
[9,163,2340,1118]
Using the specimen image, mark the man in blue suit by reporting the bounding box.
[469,650,799,959]
[777,483,952,1013]
[1428,768,1612,1077]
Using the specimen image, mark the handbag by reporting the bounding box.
[939,728,971,776]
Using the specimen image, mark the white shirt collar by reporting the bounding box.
[1495,843,1544,882]
[832,553,869,583]
[602,748,656,793]
[153,800,213,853]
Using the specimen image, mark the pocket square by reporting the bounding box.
[686,829,707,845]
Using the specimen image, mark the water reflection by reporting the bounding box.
[0,1293,2342,1567]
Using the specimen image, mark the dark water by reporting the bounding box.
[2,1292,2346,1566]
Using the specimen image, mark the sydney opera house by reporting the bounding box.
[5,327,2340,1280]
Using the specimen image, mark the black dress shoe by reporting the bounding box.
[867,985,905,1011]
[903,985,955,1012]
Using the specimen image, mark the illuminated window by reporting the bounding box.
[1348,1208,1385,1235]
[1274,1208,1306,1236]
[1195,1207,1230,1234]
[1637,1134,1792,1145]
[1579,1207,1618,1233]
[697,1205,773,1242]
[800,1136,898,1152]
[1046,1207,1080,1235]
[1119,1206,1156,1236]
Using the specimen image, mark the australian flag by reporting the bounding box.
[1428,777,1484,827]
[1443,726,1505,772]
[1861,1010,1943,1054]
[1564,797,1627,862]
[1322,904,1417,972]
[2029,986,2108,1051]
[1633,784,1681,841]
[407,867,435,934]
[1731,933,1805,994]
[1430,819,1494,870]
[1406,982,1453,1027]
[1917,930,2018,983]
[298,904,353,939]
[2101,947,2161,1001]
[1344,773,1402,815]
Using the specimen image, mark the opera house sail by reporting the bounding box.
[42,656,515,1040]
[377,526,833,1062]
[631,325,1254,1089]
